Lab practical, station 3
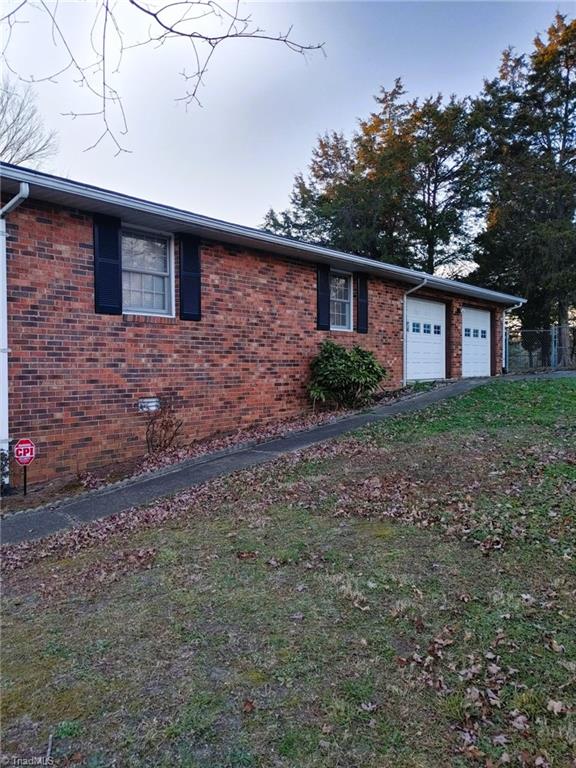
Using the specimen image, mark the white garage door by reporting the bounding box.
[462,308,491,377]
[406,298,446,381]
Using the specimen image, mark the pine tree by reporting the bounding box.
[472,14,576,343]
[264,81,480,273]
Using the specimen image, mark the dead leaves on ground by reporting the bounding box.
[3,423,573,580]
[397,622,575,766]
[236,550,258,561]
[324,437,576,558]
[134,409,349,476]
[38,547,157,599]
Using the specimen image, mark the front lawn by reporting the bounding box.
[2,379,575,767]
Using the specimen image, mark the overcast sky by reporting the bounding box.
[3,1,573,227]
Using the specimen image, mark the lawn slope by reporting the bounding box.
[2,379,575,767]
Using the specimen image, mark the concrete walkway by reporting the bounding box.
[2,371,574,545]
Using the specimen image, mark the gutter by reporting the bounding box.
[403,278,428,385]
[0,162,525,307]
[502,300,524,373]
[1,182,29,489]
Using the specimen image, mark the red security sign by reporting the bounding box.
[14,438,36,466]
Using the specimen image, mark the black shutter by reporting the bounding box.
[357,273,368,333]
[93,214,122,315]
[317,264,330,330]
[179,235,201,321]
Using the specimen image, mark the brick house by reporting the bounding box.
[0,163,524,487]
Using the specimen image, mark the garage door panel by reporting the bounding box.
[406,298,446,381]
[462,308,491,377]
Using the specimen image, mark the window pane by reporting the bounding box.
[464,328,471,337]
[122,232,168,273]
[481,329,487,339]
[329,274,351,328]
[330,275,350,301]
[423,323,431,334]
[412,322,421,333]
[434,325,441,335]
[121,231,171,314]
[330,300,349,328]
[473,329,479,338]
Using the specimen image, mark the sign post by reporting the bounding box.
[13,438,36,496]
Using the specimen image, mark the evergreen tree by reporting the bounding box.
[472,14,576,339]
[264,80,480,273]
[264,13,575,335]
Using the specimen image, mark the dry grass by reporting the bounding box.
[1,379,575,767]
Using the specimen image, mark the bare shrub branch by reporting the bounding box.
[145,397,184,454]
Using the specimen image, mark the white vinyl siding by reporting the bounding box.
[121,230,172,316]
[330,272,353,331]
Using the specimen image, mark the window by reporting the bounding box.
[473,328,479,338]
[423,323,431,334]
[464,328,471,337]
[412,322,421,333]
[122,230,172,315]
[330,273,353,330]
[434,325,442,335]
[481,329,487,339]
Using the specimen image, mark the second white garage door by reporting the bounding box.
[462,307,491,377]
[406,298,446,381]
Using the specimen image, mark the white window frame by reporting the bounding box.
[329,271,354,332]
[121,227,175,318]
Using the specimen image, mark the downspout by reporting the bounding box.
[402,278,428,386]
[1,182,30,489]
[502,301,523,374]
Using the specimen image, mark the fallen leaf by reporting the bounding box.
[510,712,529,731]
[546,699,565,715]
[546,637,565,653]
[237,551,258,560]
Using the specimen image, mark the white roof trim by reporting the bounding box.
[0,162,525,306]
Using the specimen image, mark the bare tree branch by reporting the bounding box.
[0,0,324,154]
[0,76,57,166]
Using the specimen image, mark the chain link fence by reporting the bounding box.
[505,326,576,373]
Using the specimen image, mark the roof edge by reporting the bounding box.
[1,162,526,307]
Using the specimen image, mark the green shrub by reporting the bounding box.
[309,340,386,408]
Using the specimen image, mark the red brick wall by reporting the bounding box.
[5,200,503,485]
